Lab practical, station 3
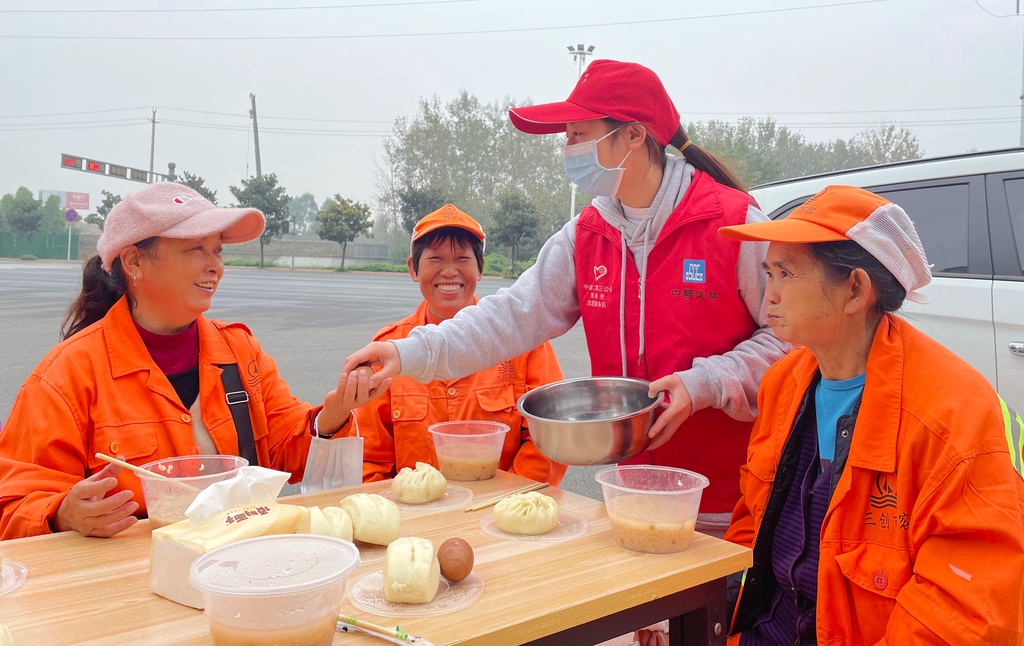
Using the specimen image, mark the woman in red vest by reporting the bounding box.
[345,60,788,538]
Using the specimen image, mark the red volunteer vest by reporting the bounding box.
[575,171,758,512]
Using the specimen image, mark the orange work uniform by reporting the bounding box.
[0,298,317,539]
[726,315,1024,644]
[351,300,567,485]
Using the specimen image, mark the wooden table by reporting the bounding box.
[0,472,750,646]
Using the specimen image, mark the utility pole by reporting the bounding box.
[148,107,157,183]
[566,44,596,219]
[249,93,263,178]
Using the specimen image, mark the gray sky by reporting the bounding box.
[1,0,1021,214]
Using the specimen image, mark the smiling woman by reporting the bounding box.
[0,182,388,540]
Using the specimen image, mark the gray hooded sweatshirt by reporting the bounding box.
[393,155,789,421]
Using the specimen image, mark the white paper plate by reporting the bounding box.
[347,569,483,617]
[480,510,588,543]
[381,485,473,514]
[0,561,27,597]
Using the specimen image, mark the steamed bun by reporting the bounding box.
[493,491,559,535]
[383,536,440,603]
[339,493,400,545]
[392,462,447,504]
[309,505,353,542]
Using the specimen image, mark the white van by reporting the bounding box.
[749,147,1024,411]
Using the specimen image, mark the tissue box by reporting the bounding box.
[150,502,314,608]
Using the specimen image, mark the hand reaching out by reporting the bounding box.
[318,365,393,435]
[342,341,401,390]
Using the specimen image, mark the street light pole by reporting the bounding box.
[566,44,595,220]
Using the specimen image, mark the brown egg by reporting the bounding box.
[437,537,474,582]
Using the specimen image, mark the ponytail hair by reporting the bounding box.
[669,126,748,194]
[61,237,158,340]
[605,119,748,194]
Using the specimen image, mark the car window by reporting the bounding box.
[873,184,970,274]
[769,182,973,275]
[1005,178,1024,275]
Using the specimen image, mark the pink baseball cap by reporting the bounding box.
[97,182,265,271]
[508,60,681,146]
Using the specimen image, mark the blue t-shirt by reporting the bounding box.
[814,373,866,467]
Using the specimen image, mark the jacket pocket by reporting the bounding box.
[833,543,912,599]
[89,423,160,471]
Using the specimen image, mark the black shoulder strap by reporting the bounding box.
[219,363,258,466]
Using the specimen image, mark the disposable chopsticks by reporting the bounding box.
[463,481,549,512]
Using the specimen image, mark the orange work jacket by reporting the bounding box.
[0,298,317,539]
[351,300,567,485]
[725,315,1024,645]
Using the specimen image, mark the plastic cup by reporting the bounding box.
[428,420,510,481]
[595,465,709,554]
[137,455,248,528]
[189,534,360,646]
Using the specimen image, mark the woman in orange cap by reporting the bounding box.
[0,182,385,539]
[346,59,788,538]
[713,185,1024,645]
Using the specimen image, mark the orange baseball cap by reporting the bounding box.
[719,185,932,303]
[411,204,486,252]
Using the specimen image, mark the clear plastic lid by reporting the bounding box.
[189,534,360,596]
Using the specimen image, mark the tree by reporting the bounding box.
[5,187,43,239]
[316,195,373,268]
[229,173,291,267]
[38,194,65,235]
[398,187,448,234]
[177,171,218,204]
[287,193,319,237]
[686,117,923,187]
[85,190,121,232]
[491,189,539,276]
[375,90,572,244]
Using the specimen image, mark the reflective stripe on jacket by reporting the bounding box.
[0,297,317,539]
[725,315,1024,645]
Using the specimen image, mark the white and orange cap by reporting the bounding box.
[97,182,265,271]
[719,185,932,304]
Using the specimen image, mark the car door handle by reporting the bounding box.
[1011,342,1024,357]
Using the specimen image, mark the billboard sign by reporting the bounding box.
[38,190,91,210]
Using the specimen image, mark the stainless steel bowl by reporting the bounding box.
[516,377,664,466]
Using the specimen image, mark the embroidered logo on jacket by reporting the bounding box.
[683,260,706,283]
[862,473,908,530]
[593,265,608,281]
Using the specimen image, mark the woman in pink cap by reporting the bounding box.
[0,182,384,539]
[717,186,1023,645]
[346,60,788,538]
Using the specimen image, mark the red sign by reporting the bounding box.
[65,192,90,210]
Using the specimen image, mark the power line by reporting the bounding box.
[0,0,483,13]
[0,106,151,119]
[0,1,891,40]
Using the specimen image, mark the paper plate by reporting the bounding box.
[481,510,588,543]
[381,485,473,514]
[347,569,483,617]
[0,561,27,597]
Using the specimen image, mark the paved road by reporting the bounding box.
[0,259,604,499]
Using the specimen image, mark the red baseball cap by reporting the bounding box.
[508,60,681,146]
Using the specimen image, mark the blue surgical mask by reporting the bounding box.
[563,126,632,197]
